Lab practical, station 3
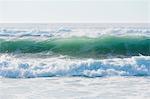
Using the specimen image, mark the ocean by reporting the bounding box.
[0,23,150,99]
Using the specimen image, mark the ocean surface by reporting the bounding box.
[0,23,150,99]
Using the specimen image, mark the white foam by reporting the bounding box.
[0,25,150,39]
[0,54,150,78]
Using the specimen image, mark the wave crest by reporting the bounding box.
[0,36,149,58]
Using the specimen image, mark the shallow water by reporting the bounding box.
[1,77,150,99]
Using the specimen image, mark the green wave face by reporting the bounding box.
[0,36,150,58]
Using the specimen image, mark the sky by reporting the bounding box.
[0,0,149,23]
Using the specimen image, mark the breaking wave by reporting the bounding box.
[0,36,149,58]
[0,55,150,78]
[0,23,150,78]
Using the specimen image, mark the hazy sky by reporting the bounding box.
[0,0,149,23]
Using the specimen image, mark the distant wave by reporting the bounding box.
[0,55,150,78]
[0,36,149,58]
[0,27,150,38]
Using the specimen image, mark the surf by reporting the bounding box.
[0,54,150,78]
[0,35,149,58]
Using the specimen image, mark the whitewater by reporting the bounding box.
[0,23,150,99]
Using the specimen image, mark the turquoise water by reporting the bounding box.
[0,36,149,58]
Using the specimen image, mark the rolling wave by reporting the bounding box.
[0,24,150,78]
[0,36,149,58]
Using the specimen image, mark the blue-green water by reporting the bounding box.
[0,23,149,78]
[0,36,149,58]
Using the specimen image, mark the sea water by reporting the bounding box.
[0,23,150,99]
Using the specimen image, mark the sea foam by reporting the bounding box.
[0,54,150,78]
